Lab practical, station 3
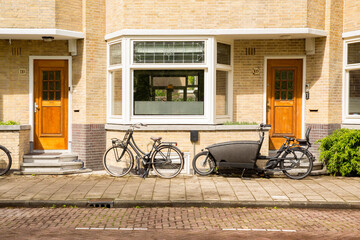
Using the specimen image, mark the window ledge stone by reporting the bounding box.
[105,124,269,131]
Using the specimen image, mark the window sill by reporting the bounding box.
[105,124,269,131]
[0,125,31,131]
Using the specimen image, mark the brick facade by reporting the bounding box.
[0,128,30,170]
[0,0,82,31]
[106,0,309,33]
[344,0,360,33]
[1,0,359,172]
[72,124,106,170]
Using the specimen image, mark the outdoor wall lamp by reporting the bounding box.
[42,36,54,42]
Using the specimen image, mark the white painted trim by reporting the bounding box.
[107,37,217,125]
[263,56,307,138]
[215,38,234,123]
[105,28,327,40]
[342,38,360,124]
[342,30,360,39]
[29,56,72,151]
[0,28,84,40]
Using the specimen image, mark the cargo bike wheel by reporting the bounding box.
[103,145,134,177]
[192,151,216,176]
[280,148,313,180]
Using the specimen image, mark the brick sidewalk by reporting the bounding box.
[0,174,359,208]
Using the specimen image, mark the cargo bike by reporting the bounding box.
[192,124,315,180]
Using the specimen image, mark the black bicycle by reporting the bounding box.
[192,124,315,180]
[103,123,184,179]
[0,145,12,176]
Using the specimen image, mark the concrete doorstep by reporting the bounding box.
[0,174,359,209]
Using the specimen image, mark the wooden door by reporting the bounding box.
[267,59,302,149]
[34,60,68,150]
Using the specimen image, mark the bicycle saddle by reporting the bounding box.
[283,136,295,141]
[150,136,162,142]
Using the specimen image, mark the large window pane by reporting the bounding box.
[216,71,228,115]
[348,42,360,65]
[349,70,360,115]
[110,43,121,65]
[133,41,205,64]
[217,43,231,65]
[112,69,122,116]
[134,70,204,115]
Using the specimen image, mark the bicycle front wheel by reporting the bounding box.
[192,151,215,176]
[152,145,184,178]
[0,146,11,176]
[103,146,134,177]
[280,148,313,180]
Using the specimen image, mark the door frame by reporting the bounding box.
[263,56,306,139]
[29,56,72,152]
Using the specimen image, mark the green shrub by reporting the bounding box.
[317,128,360,176]
[0,120,20,125]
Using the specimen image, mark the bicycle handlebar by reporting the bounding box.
[260,123,271,128]
[130,123,148,129]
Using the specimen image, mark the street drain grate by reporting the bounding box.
[88,198,114,208]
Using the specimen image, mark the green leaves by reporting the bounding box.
[317,129,360,176]
[0,120,20,125]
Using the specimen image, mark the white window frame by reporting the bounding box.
[107,39,123,122]
[107,36,217,125]
[343,37,360,124]
[215,39,233,123]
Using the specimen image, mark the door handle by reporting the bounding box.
[34,102,39,113]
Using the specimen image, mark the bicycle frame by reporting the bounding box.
[116,127,177,170]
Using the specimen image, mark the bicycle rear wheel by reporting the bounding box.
[103,146,134,177]
[280,148,313,180]
[192,151,215,176]
[0,146,11,176]
[152,145,184,178]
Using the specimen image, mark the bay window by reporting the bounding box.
[134,70,204,115]
[344,39,360,122]
[215,42,232,122]
[107,38,233,124]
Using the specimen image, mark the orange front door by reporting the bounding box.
[34,60,68,150]
[267,59,302,150]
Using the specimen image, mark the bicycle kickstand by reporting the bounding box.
[141,168,149,179]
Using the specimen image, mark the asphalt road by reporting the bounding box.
[1,207,359,239]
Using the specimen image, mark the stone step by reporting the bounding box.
[20,153,91,175]
[23,153,78,163]
[15,168,92,175]
[22,161,82,170]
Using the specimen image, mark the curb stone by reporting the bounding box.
[0,200,359,209]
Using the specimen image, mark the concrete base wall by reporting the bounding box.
[0,126,30,170]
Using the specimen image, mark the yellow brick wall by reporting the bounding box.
[0,0,82,31]
[307,0,326,30]
[305,0,343,124]
[0,40,71,124]
[55,0,83,32]
[106,130,269,165]
[0,130,30,170]
[84,0,107,124]
[0,0,56,28]
[233,36,343,125]
[233,39,306,123]
[106,0,309,33]
[344,0,360,33]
